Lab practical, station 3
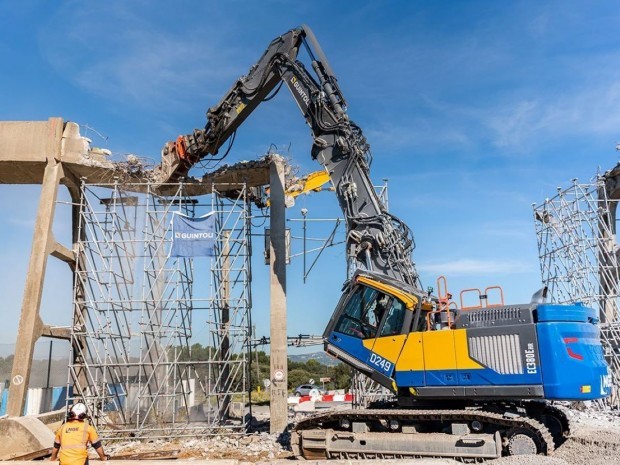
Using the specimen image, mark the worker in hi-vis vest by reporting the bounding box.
[50,403,108,465]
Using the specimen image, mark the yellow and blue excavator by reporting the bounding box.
[155,25,611,460]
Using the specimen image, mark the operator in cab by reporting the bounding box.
[50,402,108,465]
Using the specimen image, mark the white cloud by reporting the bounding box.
[482,78,620,151]
[485,100,540,149]
[365,117,474,154]
[364,70,620,157]
[38,3,241,109]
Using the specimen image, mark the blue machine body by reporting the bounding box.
[325,278,611,402]
[537,303,611,400]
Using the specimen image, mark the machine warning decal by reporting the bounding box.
[235,102,247,114]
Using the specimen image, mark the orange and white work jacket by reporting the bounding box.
[54,420,101,465]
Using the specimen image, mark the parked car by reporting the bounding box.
[294,384,326,397]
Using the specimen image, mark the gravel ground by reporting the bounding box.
[491,407,620,465]
[101,406,620,463]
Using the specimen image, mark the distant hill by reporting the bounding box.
[289,351,340,367]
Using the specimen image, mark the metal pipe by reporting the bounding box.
[46,340,53,389]
[302,208,308,283]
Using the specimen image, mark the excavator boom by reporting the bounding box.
[155,25,420,288]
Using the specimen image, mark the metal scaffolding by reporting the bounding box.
[533,177,620,406]
[68,181,252,438]
[350,371,393,409]
[347,181,397,407]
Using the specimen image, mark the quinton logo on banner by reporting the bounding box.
[170,212,217,257]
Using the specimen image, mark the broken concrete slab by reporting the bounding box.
[0,416,55,460]
[293,401,315,412]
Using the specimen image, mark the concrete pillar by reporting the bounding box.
[269,159,288,434]
[7,156,63,416]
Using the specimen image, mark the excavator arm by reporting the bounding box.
[155,24,420,288]
[155,25,336,180]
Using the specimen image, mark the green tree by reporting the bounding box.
[331,363,353,390]
[288,368,312,390]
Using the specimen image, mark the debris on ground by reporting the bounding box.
[104,432,293,462]
[96,406,620,463]
[491,408,620,465]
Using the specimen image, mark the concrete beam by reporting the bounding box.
[49,239,75,266]
[40,325,72,340]
[269,158,288,434]
[0,120,57,184]
[1,119,275,197]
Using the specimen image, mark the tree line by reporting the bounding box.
[173,343,352,391]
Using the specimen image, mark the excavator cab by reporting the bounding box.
[323,271,419,390]
[324,271,485,393]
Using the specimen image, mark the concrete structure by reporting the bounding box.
[1,118,78,417]
[268,160,288,434]
[0,119,275,193]
[1,119,291,435]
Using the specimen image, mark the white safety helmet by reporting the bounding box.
[69,402,88,420]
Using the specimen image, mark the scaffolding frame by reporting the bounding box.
[533,177,620,406]
[68,181,252,438]
[347,182,400,407]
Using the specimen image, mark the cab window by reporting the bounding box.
[377,298,406,337]
[334,285,384,339]
[334,285,407,339]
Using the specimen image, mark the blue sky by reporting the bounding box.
[1,1,620,354]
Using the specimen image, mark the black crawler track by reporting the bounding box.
[292,408,555,460]
[537,403,571,447]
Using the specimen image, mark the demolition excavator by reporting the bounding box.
[155,25,611,459]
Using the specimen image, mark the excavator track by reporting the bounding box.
[531,403,571,447]
[291,408,554,461]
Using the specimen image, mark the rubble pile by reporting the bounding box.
[551,408,620,465]
[104,432,293,462]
